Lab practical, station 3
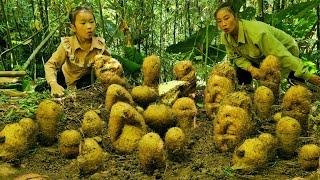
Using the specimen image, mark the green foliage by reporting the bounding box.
[1,0,320,89]
[165,25,226,64]
[229,0,246,15]
[240,6,256,20]
[0,91,50,124]
[265,0,320,38]
[223,166,235,177]
[112,54,141,73]
[123,46,144,64]
[166,25,216,53]
[301,58,318,74]
[300,50,320,74]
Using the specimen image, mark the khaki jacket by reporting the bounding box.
[221,19,312,80]
[44,35,110,86]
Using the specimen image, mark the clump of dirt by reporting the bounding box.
[222,91,252,113]
[259,55,281,99]
[142,55,161,88]
[210,61,237,85]
[213,105,252,152]
[276,116,301,159]
[0,118,37,161]
[173,60,196,96]
[61,82,106,131]
[93,55,127,89]
[165,127,186,156]
[231,133,277,173]
[281,85,312,132]
[298,144,320,170]
[138,132,166,172]
[172,97,197,133]
[143,104,175,136]
[59,129,81,158]
[108,102,147,153]
[131,85,158,108]
[204,75,235,120]
[81,110,103,138]
[36,100,63,146]
[253,86,275,120]
[105,84,134,113]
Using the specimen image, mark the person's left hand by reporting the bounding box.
[307,74,320,87]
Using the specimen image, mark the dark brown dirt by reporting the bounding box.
[0,83,319,179]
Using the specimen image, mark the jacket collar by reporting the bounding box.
[225,19,245,45]
[237,20,245,44]
[71,35,104,51]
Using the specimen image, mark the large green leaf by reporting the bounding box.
[123,46,144,64]
[166,24,226,64]
[266,0,320,26]
[166,25,218,54]
[112,54,141,73]
[207,44,226,62]
[264,0,319,39]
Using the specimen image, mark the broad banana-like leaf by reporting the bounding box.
[166,25,218,54]
[123,46,144,64]
[112,54,141,73]
[265,0,320,26]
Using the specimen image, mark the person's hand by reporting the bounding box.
[307,74,320,87]
[50,81,65,97]
[248,66,263,80]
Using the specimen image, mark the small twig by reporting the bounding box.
[79,84,93,90]
[163,162,168,176]
[298,136,317,140]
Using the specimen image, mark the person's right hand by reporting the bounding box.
[50,82,65,97]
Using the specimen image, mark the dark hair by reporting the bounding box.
[214,2,237,19]
[69,6,95,25]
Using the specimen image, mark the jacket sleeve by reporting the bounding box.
[44,41,67,84]
[97,37,111,56]
[222,34,252,70]
[258,31,312,80]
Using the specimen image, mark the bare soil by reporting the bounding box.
[0,83,319,180]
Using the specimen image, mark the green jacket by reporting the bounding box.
[221,19,312,80]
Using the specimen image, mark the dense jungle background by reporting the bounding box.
[0,0,320,179]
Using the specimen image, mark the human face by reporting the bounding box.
[71,11,96,41]
[216,8,238,35]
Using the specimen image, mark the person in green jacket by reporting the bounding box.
[214,2,320,86]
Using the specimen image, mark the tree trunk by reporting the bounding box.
[12,8,23,41]
[160,1,163,56]
[173,0,178,44]
[0,0,13,70]
[138,0,144,51]
[273,0,280,12]
[44,0,49,26]
[0,71,27,77]
[317,4,320,69]
[187,0,191,37]
[23,27,58,70]
[38,0,44,27]
[151,0,155,54]
[257,0,264,22]
[98,0,106,39]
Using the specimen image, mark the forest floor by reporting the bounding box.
[0,83,319,180]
